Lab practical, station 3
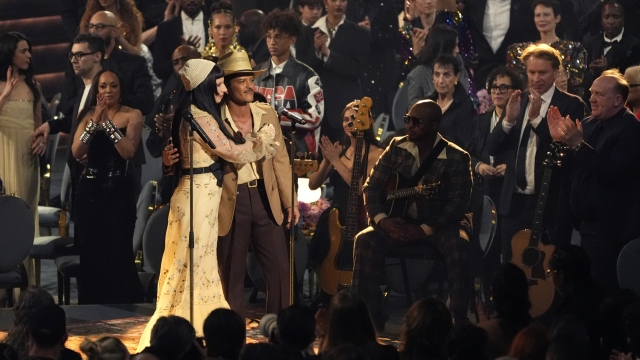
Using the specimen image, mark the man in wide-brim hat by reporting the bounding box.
[216,49,299,319]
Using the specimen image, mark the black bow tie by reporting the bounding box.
[604,39,619,48]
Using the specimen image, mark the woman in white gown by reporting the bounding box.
[137,59,277,350]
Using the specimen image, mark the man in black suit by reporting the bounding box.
[469,66,524,288]
[60,11,155,118]
[153,0,208,83]
[488,44,586,263]
[463,0,539,91]
[581,0,640,106]
[548,70,640,293]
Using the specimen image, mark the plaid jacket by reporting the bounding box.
[363,135,473,232]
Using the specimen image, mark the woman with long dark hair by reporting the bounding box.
[309,99,383,220]
[318,290,398,359]
[71,68,145,305]
[399,298,452,360]
[137,58,277,351]
[406,24,470,108]
[477,263,532,358]
[0,32,42,237]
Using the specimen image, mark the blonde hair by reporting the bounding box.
[520,43,562,70]
[624,66,640,83]
[80,336,129,360]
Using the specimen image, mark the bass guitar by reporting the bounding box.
[320,97,372,295]
[510,141,568,318]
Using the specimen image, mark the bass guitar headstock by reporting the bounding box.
[293,152,319,176]
[544,141,570,168]
[349,97,373,132]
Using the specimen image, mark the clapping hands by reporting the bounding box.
[547,106,583,148]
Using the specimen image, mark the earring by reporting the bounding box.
[201,20,218,58]
[231,32,239,51]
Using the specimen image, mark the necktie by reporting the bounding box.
[516,122,532,191]
[604,40,619,48]
[588,122,605,147]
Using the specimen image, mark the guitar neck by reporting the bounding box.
[386,187,421,201]
[344,133,365,240]
[529,167,553,247]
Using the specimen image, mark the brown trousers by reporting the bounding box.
[217,182,290,318]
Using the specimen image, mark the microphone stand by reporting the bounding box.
[188,126,195,325]
[289,121,296,305]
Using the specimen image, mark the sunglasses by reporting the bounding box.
[403,115,424,126]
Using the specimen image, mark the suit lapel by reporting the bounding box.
[468,0,488,34]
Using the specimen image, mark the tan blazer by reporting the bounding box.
[218,102,297,237]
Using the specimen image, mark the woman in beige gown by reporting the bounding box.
[137,59,277,351]
[0,32,42,236]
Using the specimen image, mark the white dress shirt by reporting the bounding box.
[604,28,624,55]
[181,11,206,51]
[502,85,556,194]
[79,84,92,113]
[483,0,511,53]
[268,59,288,107]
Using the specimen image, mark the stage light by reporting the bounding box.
[297,178,322,203]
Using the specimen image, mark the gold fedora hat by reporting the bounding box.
[217,50,266,76]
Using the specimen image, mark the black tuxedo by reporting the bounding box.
[469,109,508,203]
[153,14,209,82]
[296,19,370,142]
[571,108,640,291]
[463,0,538,90]
[487,88,586,261]
[581,31,640,104]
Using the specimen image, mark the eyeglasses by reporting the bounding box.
[265,34,290,44]
[629,84,640,88]
[68,51,96,61]
[88,23,115,31]
[489,84,517,94]
[403,115,424,126]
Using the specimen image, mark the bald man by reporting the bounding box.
[549,70,640,292]
[144,45,200,158]
[624,65,640,116]
[352,99,474,330]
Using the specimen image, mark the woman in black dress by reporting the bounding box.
[71,69,145,304]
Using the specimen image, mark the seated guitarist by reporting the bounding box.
[352,99,474,331]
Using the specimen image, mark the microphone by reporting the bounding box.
[182,109,216,149]
[278,107,307,125]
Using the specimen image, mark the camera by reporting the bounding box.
[259,313,278,343]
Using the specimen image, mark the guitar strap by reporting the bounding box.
[410,139,447,186]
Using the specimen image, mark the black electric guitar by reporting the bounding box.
[384,172,440,218]
[510,141,569,318]
[320,97,372,296]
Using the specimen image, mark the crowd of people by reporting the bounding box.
[2,0,640,358]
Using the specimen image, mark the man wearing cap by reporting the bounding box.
[216,50,299,318]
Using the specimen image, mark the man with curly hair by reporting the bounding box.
[254,8,324,154]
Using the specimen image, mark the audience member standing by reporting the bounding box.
[0,32,42,238]
[254,9,324,154]
[296,0,370,143]
[201,2,244,61]
[581,0,640,106]
[426,55,476,149]
[298,0,323,27]
[153,0,208,83]
[463,0,538,92]
[506,0,587,96]
[406,25,470,108]
[32,33,105,232]
[487,44,586,263]
[548,70,640,293]
[71,69,145,305]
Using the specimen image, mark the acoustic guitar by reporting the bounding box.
[385,172,440,218]
[320,97,372,295]
[510,141,568,318]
